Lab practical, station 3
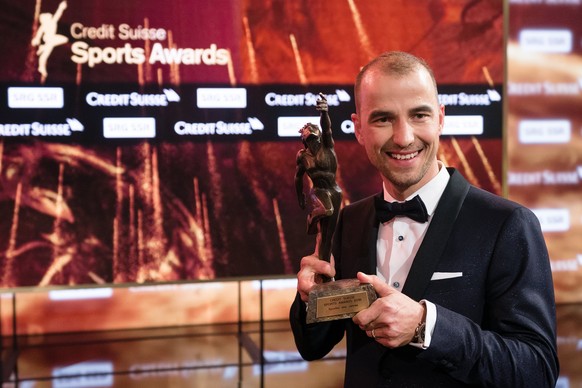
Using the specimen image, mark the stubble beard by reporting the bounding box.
[374,151,433,195]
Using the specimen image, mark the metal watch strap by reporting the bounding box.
[412,320,426,343]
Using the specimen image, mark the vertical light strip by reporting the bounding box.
[472,136,501,194]
[227,49,237,86]
[273,198,292,274]
[289,34,307,85]
[113,147,122,281]
[3,182,22,287]
[451,137,480,187]
[346,0,375,60]
[502,0,509,198]
[243,16,259,83]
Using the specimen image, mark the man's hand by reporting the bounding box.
[353,272,425,348]
[297,254,336,302]
[316,93,328,112]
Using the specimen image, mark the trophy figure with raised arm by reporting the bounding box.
[295,93,376,324]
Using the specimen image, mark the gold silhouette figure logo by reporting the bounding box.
[31,1,68,78]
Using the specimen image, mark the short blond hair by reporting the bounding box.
[354,51,438,111]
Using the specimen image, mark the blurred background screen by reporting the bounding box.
[0,0,504,288]
[507,0,582,303]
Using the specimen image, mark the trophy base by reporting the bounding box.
[306,278,377,324]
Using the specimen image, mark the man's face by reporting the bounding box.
[305,133,321,152]
[351,66,444,200]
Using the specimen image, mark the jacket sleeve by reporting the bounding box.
[289,204,352,361]
[289,292,346,360]
[419,206,559,387]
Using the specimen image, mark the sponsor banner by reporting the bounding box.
[508,0,582,304]
[508,168,582,186]
[518,29,573,53]
[8,87,64,108]
[532,208,571,232]
[1,84,502,142]
[1,1,239,84]
[103,117,156,138]
[518,119,571,144]
[508,80,582,96]
[0,119,84,138]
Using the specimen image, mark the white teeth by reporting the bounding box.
[390,151,418,160]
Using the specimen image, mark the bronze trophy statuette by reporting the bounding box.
[295,93,377,324]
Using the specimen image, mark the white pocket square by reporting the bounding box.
[431,272,463,280]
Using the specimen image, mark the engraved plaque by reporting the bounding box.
[306,279,377,324]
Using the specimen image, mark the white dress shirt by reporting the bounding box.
[376,162,450,348]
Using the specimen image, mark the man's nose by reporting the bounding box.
[391,119,415,147]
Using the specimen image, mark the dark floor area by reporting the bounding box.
[2,320,346,388]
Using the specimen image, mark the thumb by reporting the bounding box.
[357,272,395,298]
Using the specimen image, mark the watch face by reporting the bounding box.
[414,322,426,343]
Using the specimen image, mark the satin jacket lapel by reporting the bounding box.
[364,194,383,275]
[343,194,379,278]
[402,168,470,301]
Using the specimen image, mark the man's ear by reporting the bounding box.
[438,104,445,135]
[351,113,364,145]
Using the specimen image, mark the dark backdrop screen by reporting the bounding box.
[0,0,503,288]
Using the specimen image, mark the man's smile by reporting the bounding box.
[388,151,420,160]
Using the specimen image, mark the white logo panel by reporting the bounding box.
[103,117,156,138]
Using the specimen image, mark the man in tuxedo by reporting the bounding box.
[289,51,559,387]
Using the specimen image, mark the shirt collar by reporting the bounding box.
[383,161,450,217]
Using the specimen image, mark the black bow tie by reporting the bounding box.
[374,195,429,223]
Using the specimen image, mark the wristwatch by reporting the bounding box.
[412,320,426,344]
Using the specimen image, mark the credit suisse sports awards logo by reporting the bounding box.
[32,1,69,78]
[32,1,230,78]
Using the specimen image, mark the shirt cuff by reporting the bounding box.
[409,299,436,350]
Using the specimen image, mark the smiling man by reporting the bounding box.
[352,53,443,201]
[289,51,559,387]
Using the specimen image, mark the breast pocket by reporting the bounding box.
[426,272,477,298]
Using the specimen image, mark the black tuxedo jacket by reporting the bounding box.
[290,168,559,387]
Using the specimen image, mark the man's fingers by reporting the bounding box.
[357,272,395,297]
[297,255,336,302]
[300,256,333,276]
